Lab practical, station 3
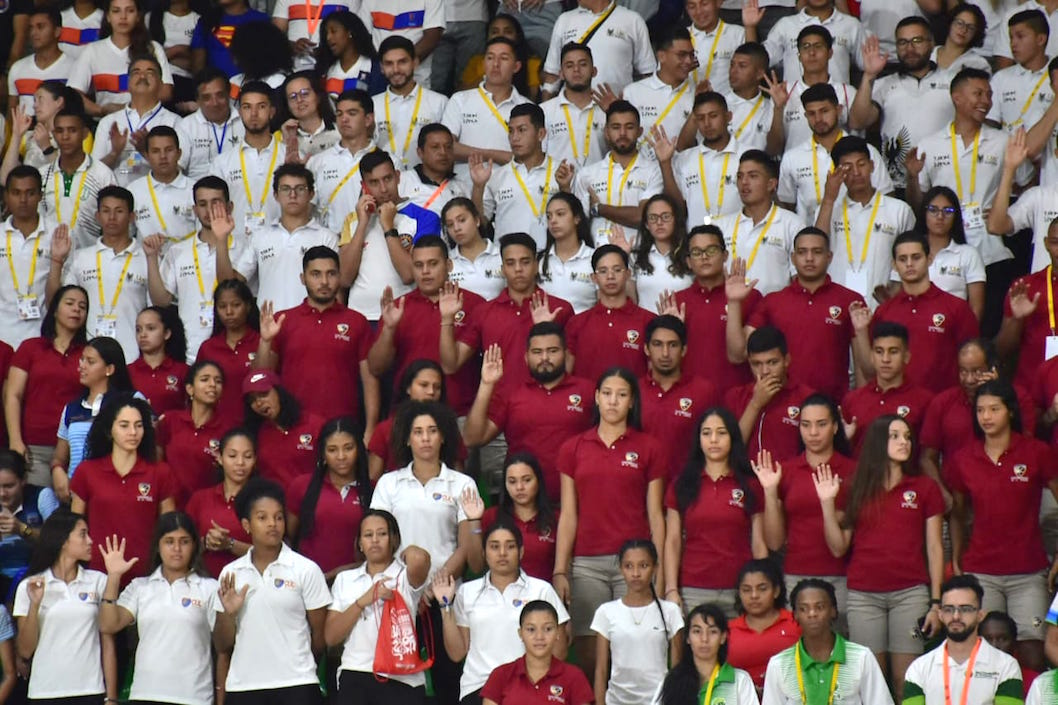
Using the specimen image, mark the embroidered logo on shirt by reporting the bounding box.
[298,434,314,450]
[625,329,640,346]
[273,578,298,589]
[897,405,911,418]
[1012,464,1030,483]
[454,310,466,324]
[901,490,919,509]
[679,398,693,413]
[181,597,203,607]
[621,452,640,469]
[137,483,154,502]
[432,492,456,503]
[567,395,584,413]
[512,599,524,607]
[828,305,842,320]
[165,375,179,391]
[729,488,745,508]
[784,406,801,425]
[930,313,947,332]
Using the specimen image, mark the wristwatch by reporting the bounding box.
[384,228,400,239]
[19,523,33,539]
[589,202,600,218]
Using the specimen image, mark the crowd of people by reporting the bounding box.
[5,0,1058,702]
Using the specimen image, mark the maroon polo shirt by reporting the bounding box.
[196,330,260,425]
[841,379,934,456]
[777,452,855,577]
[255,411,326,490]
[921,384,1037,469]
[639,373,720,480]
[675,281,762,395]
[10,337,85,445]
[480,656,594,705]
[1004,268,1058,390]
[481,506,558,582]
[128,356,190,416]
[0,341,10,446]
[185,483,251,578]
[873,283,979,393]
[287,474,365,574]
[156,409,233,505]
[565,299,654,383]
[724,381,816,460]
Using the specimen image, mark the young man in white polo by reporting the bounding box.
[540,42,607,167]
[372,36,448,171]
[126,125,195,244]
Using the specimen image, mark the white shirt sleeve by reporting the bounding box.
[92,115,115,161]
[67,51,91,93]
[631,16,656,76]
[761,21,785,69]
[761,656,784,705]
[299,559,332,611]
[368,474,395,512]
[588,601,611,637]
[150,41,175,85]
[453,582,470,628]
[542,16,565,76]
[1008,186,1039,232]
[11,578,31,618]
[231,240,258,281]
[963,245,986,284]
[778,156,797,204]
[116,577,143,621]
[423,0,445,30]
[735,669,762,705]
[441,97,464,141]
[859,649,895,705]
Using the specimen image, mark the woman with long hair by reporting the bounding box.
[98,511,218,705]
[242,369,325,490]
[58,0,105,60]
[5,284,89,486]
[664,408,767,617]
[655,603,757,705]
[146,0,205,102]
[287,416,372,582]
[481,454,558,581]
[0,83,88,180]
[442,197,504,300]
[279,71,339,159]
[315,11,384,99]
[539,193,597,314]
[458,14,541,100]
[553,367,666,677]
[627,194,691,309]
[912,185,986,319]
[196,279,261,424]
[591,539,683,705]
[128,305,190,415]
[815,415,944,699]
[725,557,800,691]
[932,3,992,74]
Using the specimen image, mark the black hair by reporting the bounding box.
[733,41,769,68]
[658,603,730,705]
[944,4,987,49]
[243,383,302,435]
[941,573,984,605]
[6,164,43,190]
[378,34,415,61]
[793,226,830,250]
[1008,8,1049,38]
[86,336,134,394]
[892,230,929,259]
[519,599,559,626]
[138,305,187,363]
[618,538,669,642]
[746,325,787,356]
[971,380,1023,437]
[184,358,224,389]
[843,415,916,529]
[211,278,260,336]
[238,79,276,104]
[655,24,692,51]
[497,453,556,536]
[527,321,566,348]
[916,186,967,245]
[27,509,87,576]
[693,90,727,112]
[395,359,448,405]
[0,450,27,480]
[229,21,292,82]
[272,162,314,193]
[686,224,726,249]
[234,476,285,520]
[980,611,1018,639]
[605,99,640,124]
[128,50,163,78]
[950,67,991,94]
[559,41,592,63]
[302,245,339,271]
[510,102,545,130]
[193,174,230,202]
[314,11,376,71]
[41,284,89,344]
[541,193,593,281]
[830,135,871,166]
[441,197,489,246]
[797,393,852,457]
[417,122,452,150]
[896,15,933,35]
[215,427,257,483]
[871,320,909,346]
[96,185,134,211]
[591,367,642,429]
[676,408,756,515]
[194,67,230,94]
[645,314,687,346]
[53,107,88,129]
[634,194,689,277]
[484,520,524,551]
[148,511,207,575]
[797,24,833,50]
[296,416,371,546]
[279,71,336,130]
[591,244,629,270]
[790,578,838,611]
[85,393,157,461]
[734,557,787,614]
[484,25,531,97]
[739,149,779,180]
[30,4,63,27]
[499,232,538,257]
[100,0,152,58]
[412,235,449,259]
[800,82,839,108]
[391,400,461,468]
[359,148,394,177]
[358,508,402,557]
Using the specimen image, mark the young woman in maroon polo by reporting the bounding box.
[482,455,558,581]
[70,395,177,584]
[553,367,666,678]
[185,429,254,578]
[663,407,767,618]
[287,417,371,582]
[948,380,1058,672]
[725,558,801,690]
[157,361,231,504]
[195,280,261,425]
[242,372,326,490]
[4,285,89,486]
[128,306,191,416]
[815,415,944,699]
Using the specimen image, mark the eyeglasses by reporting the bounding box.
[926,204,957,217]
[277,184,311,196]
[287,87,313,102]
[895,37,929,48]
[951,18,977,31]
[689,245,724,259]
[646,212,674,224]
[939,605,978,616]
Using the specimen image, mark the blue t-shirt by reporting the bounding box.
[190,9,270,78]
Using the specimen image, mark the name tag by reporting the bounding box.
[1045,336,1058,361]
[17,295,41,320]
[962,202,984,230]
[96,315,118,337]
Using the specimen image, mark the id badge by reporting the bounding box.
[96,315,118,338]
[1046,335,1058,361]
[16,295,41,320]
[962,202,984,230]
[198,301,214,329]
[245,211,266,235]
[845,267,869,297]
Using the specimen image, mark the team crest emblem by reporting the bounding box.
[828,305,841,319]
[550,686,564,697]
[274,579,285,588]
[626,330,640,344]
[209,439,220,451]
[569,394,582,406]
[787,406,800,420]
[166,375,178,386]
[454,310,466,323]
[897,405,911,417]
[181,597,192,607]
[1014,464,1028,477]
[903,490,917,504]
[932,313,946,327]
[79,592,89,601]
[625,452,639,463]
[512,599,523,607]
[299,434,312,445]
[336,323,349,336]
[138,483,151,497]
[732,489,744,503]
[679,398,693,412]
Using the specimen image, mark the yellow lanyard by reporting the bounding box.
[385,85,423,165]
[239,140,280,215]
[146,174,186,237]
[842,191,882,271]
[731,204,778,270]
[576,1,616,42]
[698,150,731,216]
[6,230,40,296]
[325,155,366,211]
[950,123,980,202]
[734,94,765,138]
[1048,265,1055,334]
[692,21,724,84]
[1012,71,1048,127]
[606,154,637,206]
[561,104,594,162]
[477,86,509,131]
[511,158,553,218]
[795,644,840,705]
[811,131,841,203]
[95,249,133,317]
[652,82,690,131]
[54,168,89,228]
[700,664,719,705]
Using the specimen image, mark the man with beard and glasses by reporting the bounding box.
[541,43,607,168]
[903,575,1024,705]
[462,321,594,502]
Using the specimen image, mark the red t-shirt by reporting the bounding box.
[128,356,190,416]
[846,474,944,591]
[675,281,761,395]
[286,474,365,574]
[10,337,85,445]
[367,414,468,475]
[664,473,763,589]
[69,456,176,583]
[748,277,866,401]
[255,412,326,490]
[639,373,720,481]
[272,300,371,423]
[724,381,816,461]
[481,506,559,581]
[726,610,802,688]
[185,483,251,578]
[947,433,1057,575]
[156,409,232,505]
[1004,268,1057,390]
[565,300,654,384]
[873,284,979,393]
[841,379,934,456]
[481,656,594,705]
[489,376,596,501]
[195,329,260,424]
[921,385,1037,467]
[778,453,856,577]
[558,428,664,556]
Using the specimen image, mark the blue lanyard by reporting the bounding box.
[211,120,229,155]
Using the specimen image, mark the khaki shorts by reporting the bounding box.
[679,587,738,620]
[848,585,930,655]
[26,444,55,488]
[786,575,849,636]
[571,554,625,637]
[975,572,1048,641]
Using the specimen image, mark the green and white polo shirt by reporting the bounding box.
[761,634,894,705]
[903,637,1023,705]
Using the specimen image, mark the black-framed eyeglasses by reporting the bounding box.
[689,245,723,259]
[926,204,957,217]
[288,88,313,102]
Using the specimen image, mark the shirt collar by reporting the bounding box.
[45,565,86,584]
[93,237,139,256]
[2,215,47,239]
[126,102,164,121]
[413,164,456,186]
[699,134,741,155]
[476,81,524,106]
[797,633,848,666]
[645,72,689,93]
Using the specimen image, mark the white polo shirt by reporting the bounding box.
[272,0,360,71]
[888,240,986,300]
[988,61,1055,132]
[623,74,694,160]
[992,0,1058,61]
[145,10,199,79]
[369,462,478,577]
[0,215,55,349]
[179,109,245,180]
[778,136,893,224]
[1028,670,1058,705]
[118,570,220,705]
[7,52,74,115]
[671,136,747,227]
[63,238,150,360]
[541,92,607,167]
[782,79,857,150]
[482,156,563,251]
[373,84,449,170]
[361,0,446,86]
[539,242,597,313]
[858,0,926,57]
[232,217,337,311]
[870,67,955,189]
[58,6,104,60]
[306,140,377,231]
[916,123,1033,266]
[454,571,570,699]
[216,544,331,692]
[713,204,802,295]
[763,9,867,85]
[929,47,992,77]
[91,102,188,186]
[817,191,915,303]
[330,558,427,687]
[210,134,287,237]
[441,83,530,182]
[688,20,745,95]
[633,247,691,310]
[399,167,469,215]
[903,638,1022,705]
[543,2,656,94]
[127,172,196,242]
[342,208,418,319]
[449,239,505,299]
[67,38,174,109]
[38,154,117,249]
[1009,182,1058,273]
[726,91,774,152]
[13,566,107,699]
[574,152,663,241]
